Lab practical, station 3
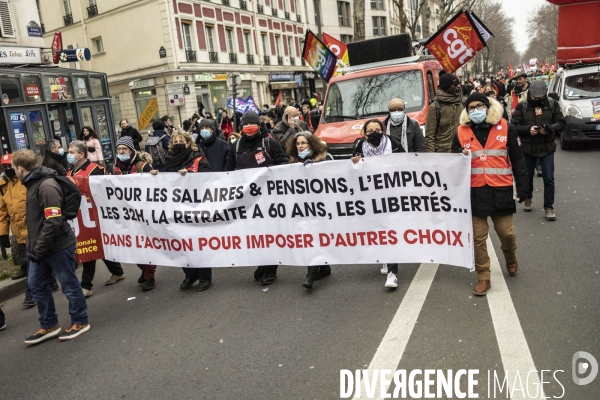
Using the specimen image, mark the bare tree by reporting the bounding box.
[353,0,365,41]
[437,0,478,31]
[523,3,558,63]
[390,0,407,33]
[399,0,427,39]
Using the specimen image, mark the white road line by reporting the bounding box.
[353,263,439,399]
[487,236,545,399]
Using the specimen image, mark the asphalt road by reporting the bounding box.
[1,144,599,400]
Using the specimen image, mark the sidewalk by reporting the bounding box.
[0,275,26,303]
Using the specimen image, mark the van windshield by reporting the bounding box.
[323,70,424,122]
[563,72,600,100]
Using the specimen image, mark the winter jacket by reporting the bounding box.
[272,120,310,147]
[68,159,105,177]
[83,137,103,163]
[42,151,69,176]
[197,134,231,172]
[220,117,234,138]
[425,89,464,153]
[22,167,76,256]
[112,153,153,175]
[511,96,565,158]
[145,130,170,151]
[382,115,426,153]
[0,174,27,244]
[352,135,401,157]
[164,150,212,173]
[224,135,289,171]
[451,99,529,217]
[120,125,143,150]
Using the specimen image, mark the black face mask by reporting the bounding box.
[367,132,383,147]
[4,168,15,178]
[530,98,544,106]
[172,143,186,154]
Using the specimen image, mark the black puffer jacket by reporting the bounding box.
[224,134,289,171]
[382,115,426,152]
[42,151,69,176]
[197,133,230,172]
[22,167,76,256]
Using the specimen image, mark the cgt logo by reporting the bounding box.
[442,27,474,64]
[496,135,507,143]
[572,351,598,385]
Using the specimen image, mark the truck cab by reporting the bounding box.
[315,55,442,158]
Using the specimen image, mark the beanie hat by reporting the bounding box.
[465,92,490,109]
[152,120,166,131]
[439,73,459,90]
[199,119,215,128]
[117,136,136,153]
[241,111,260,126]
[387,98,406,111]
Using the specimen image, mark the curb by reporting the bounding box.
[0,276,26,303]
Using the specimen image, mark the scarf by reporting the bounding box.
[115,151,137,172]
[362,135,392,158]
[387,116,408,153]
[164,147,193,171]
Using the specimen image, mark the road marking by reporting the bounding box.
[353,262,439,399]
[487,236,545,399]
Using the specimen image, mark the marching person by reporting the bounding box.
[272,106,310,147]
[66,141,126,297]
[509,72,530,111]
[383,98,426,153]
[452,93,529,296]
[225,111,289,285]
[41,139,69,176]
[196,119,230,172]
[12,150,90,344]
[78,126,104,166]
[511,80,565,220]
[285,131,332,289]
[145,120,170,172]
[351,119,401,288]
[425,72,463,153]
[299,101,316,133]
[153,133,213,291]
[119,119,143,151]
[112,137,157,291]
[220,110,234,140]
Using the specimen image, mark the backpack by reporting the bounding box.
[39,176,82,220]
[145,134,167,166]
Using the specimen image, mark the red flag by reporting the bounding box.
[275,91,282,106]
[51,31,63,64]
[424,11,487,73]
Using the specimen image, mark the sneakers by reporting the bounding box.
[545,208,557,221]
[141,278,155,291]
[524,199,532,212]
[23,296,36,308]
[105,274,125,285]
[82,288,93,298]
[385,272,398,288]
[380,264,388,275]
[58,324,90,341]
[24,326,61,345]
[473,280,491,296]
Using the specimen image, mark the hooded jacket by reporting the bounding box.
[451,98,529,217]
[197,133,231,172]
[0,174,27,243]
[382,115,426,153]
[22,166,76,256]
[425,89,464,153]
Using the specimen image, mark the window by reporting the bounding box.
[0,0,16,37]
[287,37,293,56]
[373,16,386,36]
[244,32,252,54]
[0,76,23,104]
[181,22,193,50]
[206,26,215,52]
[73,75,90,99]
[274,35,281,56]
[261,33,268,55]
[63,0,72,14]
[90,75,106,98]
[134,89,159,130]
[226,29,234,53]
[337,2,351,27]
[340,34,352,44]
[92,37,104,53]
[22,75,43,103]
[370,0,384,10]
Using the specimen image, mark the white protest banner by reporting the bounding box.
[89,154,473,269]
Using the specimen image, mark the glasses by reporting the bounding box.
[296,141,309,147]
[366,130,382,135]
[467,103,487,112]
[116,147,130,153]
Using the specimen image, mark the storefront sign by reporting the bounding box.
[270,73,294,81]
[27,21,42,37]
[59,48,92,63]
[0,46,42,65]
[194,73,253,82]
[25,82,41,97]
[194,73,214,81]
[138,98,159,129]
[132,79,155,89]
[159,46,167,58]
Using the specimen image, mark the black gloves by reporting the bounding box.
[28,253,40,263]
[0,235,10,248]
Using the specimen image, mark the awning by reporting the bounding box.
[270,81,298,89]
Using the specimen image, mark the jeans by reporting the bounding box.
[472,215,517,280]
[25,256,59,298]
[28,244,88,329]
[387,263,399,274]
[81,259,124,290]
[182,267,212,282]
[525,153,555,209]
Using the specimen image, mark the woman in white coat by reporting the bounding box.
[78,126,104,166]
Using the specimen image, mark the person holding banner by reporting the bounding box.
[112,137,158,291]
[196,119,230,172]
[452,93,529,296]
[66,141,126,297]
[225,111,289,285]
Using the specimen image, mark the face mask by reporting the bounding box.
[469,109,487,124]
[4,168,15,178]
[117,154,131,162]
[230,138,237,145]
[200,129,212,139]
[263,107,268,112]
[172,143,186,154]
[390,111,405,123]
[367,132,383,147]
[58,148,64,156]
[66,153,77,165]
[242,125,260,136]
[298,148,312,159]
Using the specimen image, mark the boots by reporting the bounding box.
[11,265,27,280]
[303,273,314,289]
[473,280,491,296]
[505,255,519,276]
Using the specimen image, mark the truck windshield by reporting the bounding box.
[564,72,600,100]
[323,70,424,122]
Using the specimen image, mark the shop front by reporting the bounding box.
[194,73,254,115]
[269,73,299,104]
[0,67,116,164]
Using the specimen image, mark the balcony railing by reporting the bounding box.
[229,53,238,64]
[290,57,295,65]
[87,4,98,18]
[209,51,219,63]
[257,4,264,13]
[271,8,278,17]
[296,14,301,22]
[277,56,283,65]
[285,11,290,20]
[63,13,73,26]
[240,0,247,10]
[247,54,254,64]
[222,0,230,5]
[263,55,270,65]
[186,50,197,62]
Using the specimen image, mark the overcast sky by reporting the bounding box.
[501,0,547,54]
